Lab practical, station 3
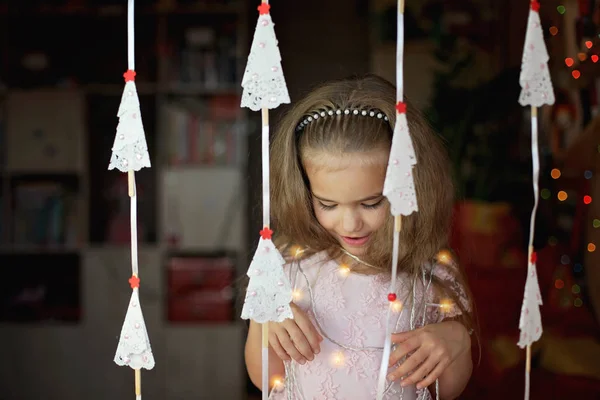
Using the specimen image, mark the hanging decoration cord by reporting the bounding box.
[524,106,539,400]
[128,0,140,397]
[261,105,270,400]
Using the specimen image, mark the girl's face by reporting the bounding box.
[304,149,390,257]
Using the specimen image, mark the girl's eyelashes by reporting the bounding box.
[318,202,337,211]
[317,199,384,211]
[362,199,384,209]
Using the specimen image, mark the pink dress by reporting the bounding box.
[269,251,469,400]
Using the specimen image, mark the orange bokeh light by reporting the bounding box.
[558,191,568,201]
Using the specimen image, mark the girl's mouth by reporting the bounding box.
[341,235,370,246]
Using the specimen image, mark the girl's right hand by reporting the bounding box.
[268,303,324,364]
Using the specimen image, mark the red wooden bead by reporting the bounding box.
[388,293,397,302]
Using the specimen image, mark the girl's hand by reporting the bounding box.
[387,321,470,389]
[268,303,323,364]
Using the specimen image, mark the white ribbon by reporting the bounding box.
[128,0,135,70]
[262,125,270,228]
[528,110,539,258]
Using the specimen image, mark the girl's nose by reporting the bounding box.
[342,209,363,233]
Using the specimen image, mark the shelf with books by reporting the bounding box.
[0,1,243,17]
[158,11,242,91]
[159,94,248,168]
[8,173,84,249]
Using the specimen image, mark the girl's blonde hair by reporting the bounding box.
[270,74,475,333]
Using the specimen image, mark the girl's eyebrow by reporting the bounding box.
[311,193,384,203]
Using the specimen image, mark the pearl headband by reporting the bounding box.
[295,108,390,132]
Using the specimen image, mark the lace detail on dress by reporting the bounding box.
[425,262,471,324]
[269,253,444,400]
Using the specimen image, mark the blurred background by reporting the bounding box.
[0,0,599,398]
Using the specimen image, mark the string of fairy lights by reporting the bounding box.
[539,4,598,309]
[543,166,589,309]
[548,4,600,80]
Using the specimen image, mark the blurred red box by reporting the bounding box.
[168,289,233,323]
[168,256,234,293]
[167,255,235,323]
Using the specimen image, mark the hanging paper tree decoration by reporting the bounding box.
[114,276,155,370]
[240,2,293,399]
[241,228,293,323]
[376,1,420,399]
[108,69,151,172]
[517,1,555,400]
[383,100,418,216]
[109,1,154,399]
[241,2,291,111]
[518,0,555,108]
[518,253,543,347]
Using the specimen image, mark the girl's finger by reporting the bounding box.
[416,358,450,390]
[276,328,306,364]
[389,336,421,367]
[391,329,420,344]
[285,322,316,361]
[401,355,437,387]
[387,347,427,382]
[268,331,290,361]
[294,313,323,354]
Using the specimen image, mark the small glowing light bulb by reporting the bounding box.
[272,376,284,389]
[392,300,403,313]
[291,246,304,258]
[332,351,345,367]
[437,249,452,264]
[338,264,351,277]
[292,289,303,301]
[439,299,454,313]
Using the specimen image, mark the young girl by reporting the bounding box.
[245,75,474,399]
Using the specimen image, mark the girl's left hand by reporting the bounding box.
[387,321,470,389]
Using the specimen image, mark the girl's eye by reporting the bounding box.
[362,199,384,209]
[318,202,337,210]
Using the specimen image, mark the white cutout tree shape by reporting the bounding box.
[109,70,151,172]
[114,277,155,370]
[241,228,293,323]
[241,2,290,111]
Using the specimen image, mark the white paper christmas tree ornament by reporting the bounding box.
[114,282,155,370]
[108,70,151,172]
[383,104,418,217]
[241,2,290,111]
[241,231,294,323]
[518,253,543,347]
[519,0,556,108]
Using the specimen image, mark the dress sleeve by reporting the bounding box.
[425,262,472,324]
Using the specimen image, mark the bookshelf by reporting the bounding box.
[0,1,250,399]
